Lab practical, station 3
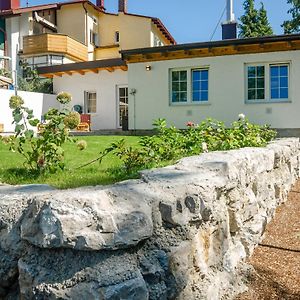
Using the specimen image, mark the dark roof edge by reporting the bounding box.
[37,58,126,74]
[121,33,300,57]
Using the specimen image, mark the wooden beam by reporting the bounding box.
[120,66,128,71]
[91,68,99,74]
[105,67,114,72]
[75,70,85,75]
[66,71,73,76]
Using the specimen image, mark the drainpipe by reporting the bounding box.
[82,2,88,46]
[0,27,8,66]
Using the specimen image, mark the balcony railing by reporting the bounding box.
[22,34,88,62]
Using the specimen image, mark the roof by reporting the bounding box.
[121,33,300,63]
[37,58,127,78]
[0,75,12,85]
[122,13,175,45]
[0,0,104,16]
[0,1,175,45]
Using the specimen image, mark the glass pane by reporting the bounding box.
[193,91,200,101]
[180,71,187,81]
[192,70,200,81]
[257,66,265,77]
[201,80,208,90]
[280,66,288,77]
[248,66,256,78]
[172,92,179,102]
[119,88,125,97]
[248,89,256,100]
[201,91,208,101]
[172,71,179,81]
[180,92,187,102]
[270,66,279,77]
[257,78,265,89]
[172,82,179,92]
[271,77,279,89]
[201,70,208,80]
[248,78,255,89]
[280,88,288,99]
[280,77,288,88]
[180,82,187,91]
[257,89,265,99]
[193,81,200,91]
[271,89,279,99]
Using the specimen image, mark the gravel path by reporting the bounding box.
[236,182,300,300]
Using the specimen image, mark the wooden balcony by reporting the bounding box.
[22,34,88,62]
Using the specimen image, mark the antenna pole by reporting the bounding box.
[227,0,235,22]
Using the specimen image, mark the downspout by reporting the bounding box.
[82,2,88,46]
[0,27,8,68]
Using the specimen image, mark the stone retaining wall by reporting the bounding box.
[0,138,299,300]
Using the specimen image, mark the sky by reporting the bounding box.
[20,0,292,44]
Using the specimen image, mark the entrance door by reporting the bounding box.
[117,86,128,130]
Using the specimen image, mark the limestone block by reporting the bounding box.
[21,189,153,251]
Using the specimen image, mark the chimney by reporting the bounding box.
[222,0,237,40]
[118,0,127,13]
[0,0,20,10]
[96,0,104,9]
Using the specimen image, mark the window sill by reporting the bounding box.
[170,102,211,107]
[245,99,291,104]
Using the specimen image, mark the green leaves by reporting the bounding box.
[7,93,81,174]
[282,0,300,34]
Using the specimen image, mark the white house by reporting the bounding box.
[38,58,128,130]
[121,34,300,131]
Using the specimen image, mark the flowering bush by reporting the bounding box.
[56,92,72,105]
[85,115,276,175]
[6,93,83,173]
[77,140,88,151]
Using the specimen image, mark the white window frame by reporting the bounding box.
[245,62,291,104]
[84,91,97,114]
[169,67,210,106]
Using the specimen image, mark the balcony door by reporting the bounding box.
[117,85,128,129]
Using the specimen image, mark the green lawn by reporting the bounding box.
[0,136,141,189]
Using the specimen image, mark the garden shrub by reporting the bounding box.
[92,115,276,175]
[7,92,80,173]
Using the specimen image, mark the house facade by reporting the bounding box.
[121,34,300,130]
[0,0,175,74]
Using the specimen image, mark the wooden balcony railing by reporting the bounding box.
[22,34,88,62]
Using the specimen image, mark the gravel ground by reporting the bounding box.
[236,182,300,300]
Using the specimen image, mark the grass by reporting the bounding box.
[0,136,141,189]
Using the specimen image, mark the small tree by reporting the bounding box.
[282,0,300,33]
[257,3,273,36]
[239,0,273,37]
[8,92,80,173]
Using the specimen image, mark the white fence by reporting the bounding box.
[0,89,58,132]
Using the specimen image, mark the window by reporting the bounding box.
[154,35,163,47]
[192,69,208,102]
[115,31,120,43]
[171,70,187,103]
[247,66,265,100]
[170,68,209,104]
[84,92,97,113]
[246,63,290,102]
[270,65,289,99]
[90,30,99,46]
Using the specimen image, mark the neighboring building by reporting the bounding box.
[36,0,175,131]
[0,17,6,68]
[0,0,175,73]
[121,34,300,130]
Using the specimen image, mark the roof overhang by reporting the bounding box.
[121,34,300,64]
[0,0,105,17]
[37,58,127,78]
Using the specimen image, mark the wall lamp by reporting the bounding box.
[145,65,152,71]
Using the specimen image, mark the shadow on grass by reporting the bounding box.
[0,168,42,184]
